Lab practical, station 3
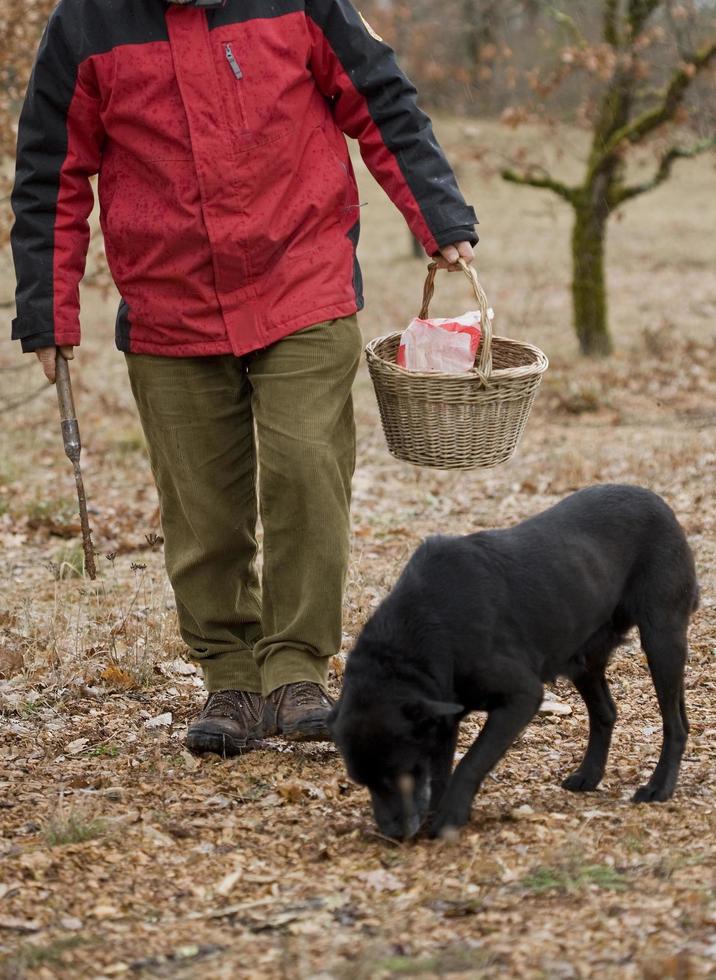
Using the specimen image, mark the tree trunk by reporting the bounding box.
[571,202,612,356]
[462,0,499,114]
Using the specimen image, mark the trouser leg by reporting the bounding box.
[125,353,262,693]
[248,316,363,694]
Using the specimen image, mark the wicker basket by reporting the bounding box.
[365,260,548,470]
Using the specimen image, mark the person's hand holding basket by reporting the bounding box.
[365,260,549,470]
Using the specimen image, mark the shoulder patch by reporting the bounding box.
[359,11,383,43]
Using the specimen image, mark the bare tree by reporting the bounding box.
[0,0,56,245]
[502,0,716,355]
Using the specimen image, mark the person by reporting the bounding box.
[11,0,478,755]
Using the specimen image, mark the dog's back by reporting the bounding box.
[359,484,698,667]
[469,484,699,620]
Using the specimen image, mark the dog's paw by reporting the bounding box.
[632,783,673,804]
[562,771,601,793]
[427,818,462,841]
[437,824,461,843]
[428,804,470,840]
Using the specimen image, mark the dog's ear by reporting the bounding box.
[402,699,464,727]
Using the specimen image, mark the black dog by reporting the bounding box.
[329,485,698,839]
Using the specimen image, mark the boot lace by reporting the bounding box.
[204,690,261,719]
[287,682,331,707]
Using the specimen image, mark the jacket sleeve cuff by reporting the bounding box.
[416,203,479,252]
[19,336,56,353]
[12,318,80,352]
[432,223,479,250]
[13,318,52,352]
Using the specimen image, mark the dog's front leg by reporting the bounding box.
[562,668,616,792]
[429,683,542,837]
[427,722,459,821]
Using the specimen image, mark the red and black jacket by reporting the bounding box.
[11,0,478,357]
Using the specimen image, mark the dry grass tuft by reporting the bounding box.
[41,804,107,848]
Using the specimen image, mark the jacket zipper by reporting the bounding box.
[225,44,243,80]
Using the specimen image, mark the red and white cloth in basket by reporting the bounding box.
[396,309,494,374]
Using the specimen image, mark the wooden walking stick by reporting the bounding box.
[55,352,97,580]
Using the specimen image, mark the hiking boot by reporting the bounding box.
[262,682,335,742]
[185,690,265,757]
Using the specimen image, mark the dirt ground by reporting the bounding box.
[0,119,715,979]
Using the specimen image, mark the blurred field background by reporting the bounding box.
[1,2,715,978]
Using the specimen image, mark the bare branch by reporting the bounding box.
[501,167,578,203]
[0,383,50,415]
[627,0,664,39]
[545,5,588,47]
[612,137,716,204]
[598,40,716,158]
[664,0,698,59]
[0,362,33,372]
[604,0,621,47]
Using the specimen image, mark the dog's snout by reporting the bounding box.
[402,811,422,839]
[378,810,421,841]
[399,774,417,841]
[398,773,415,799]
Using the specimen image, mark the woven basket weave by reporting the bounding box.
[365,260,548,470]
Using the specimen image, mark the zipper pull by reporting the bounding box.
[225,44,243,80]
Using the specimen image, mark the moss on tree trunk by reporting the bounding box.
[571,203,612,357]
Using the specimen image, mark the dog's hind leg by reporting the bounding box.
[633,626,689,803]
[562,669,616,793]
[429,674,543,836]
[679,688,689,738]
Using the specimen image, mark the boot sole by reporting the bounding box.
[278,720,333,743]
[185,728,265,758]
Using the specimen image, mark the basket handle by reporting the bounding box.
[419,258,493,380]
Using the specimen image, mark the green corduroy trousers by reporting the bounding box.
[125,316,362,694]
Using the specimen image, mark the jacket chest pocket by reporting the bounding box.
[218,41,249,133]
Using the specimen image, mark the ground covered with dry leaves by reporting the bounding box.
[0,121,715,979]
